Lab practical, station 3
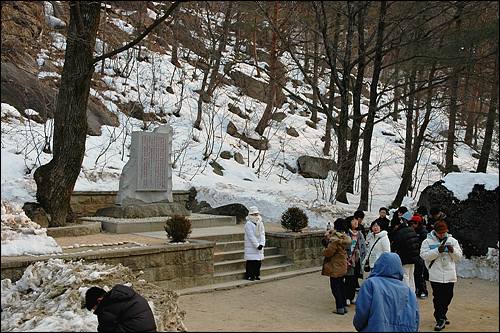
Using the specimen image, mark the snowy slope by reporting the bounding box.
[1,5,499,331]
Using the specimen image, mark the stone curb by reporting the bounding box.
[46,221,101,238]
[175,266,322,296]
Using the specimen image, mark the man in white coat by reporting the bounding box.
[420,220,462,332]
[244,206,266,281]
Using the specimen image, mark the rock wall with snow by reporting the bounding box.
[418,173,499,258]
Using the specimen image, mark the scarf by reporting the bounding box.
[248,215,263,237]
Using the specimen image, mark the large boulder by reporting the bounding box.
[417,176,499,258]
[22,202,50,228]
[200,204,249,224]
[1,62,119,135]
[297,155,337,179]
[226,121,269,150]
[227,70,286,108]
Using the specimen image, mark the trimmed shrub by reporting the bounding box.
[165,215,192,242]
[281,207,308,232]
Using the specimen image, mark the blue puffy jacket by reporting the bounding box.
[353,252,419,332]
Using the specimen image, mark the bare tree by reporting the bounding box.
[34,1,180,226]
[477,47,499,172]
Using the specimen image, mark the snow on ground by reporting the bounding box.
[1,201,62,257]
[0,259,186,332]
[457,247,499,281]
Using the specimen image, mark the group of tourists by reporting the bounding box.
[321,206,463,332]
[82,204,462,332]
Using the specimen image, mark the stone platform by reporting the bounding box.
[80,213,237,234]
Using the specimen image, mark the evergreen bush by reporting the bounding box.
[165,215,192,242]
[281,207,308,232]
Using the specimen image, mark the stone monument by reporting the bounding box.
[116,125,173,205]
[95,124,190,218]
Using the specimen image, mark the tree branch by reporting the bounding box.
[92,1,181,64]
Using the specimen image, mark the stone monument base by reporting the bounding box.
[95,202,191,219]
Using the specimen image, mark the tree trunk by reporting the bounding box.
[445,67,459,173]
[401,67,417,182]
[194,67,210,130]
[444,6,463,174]
[347,2,367,194]
[358,1,386,211]
[392,48,401,121]
[303,30,310,74]
[255,1,279,136]
[462,46,475,145]
[392,65,436,208]
[206,2,233,97]
[477,49,499,172]
[33,2,101,227]
[463,97,477,146]
[323,68,336,156]
[252,17,261,78]
[322,10,341,158]
[335,2,354,204]
[310,30,319,124]
[170,16,181,67]
[234,11,242,53]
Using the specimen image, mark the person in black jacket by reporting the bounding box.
[371,207,391,232]
[388,206,408,242]
[85,284,157,332]
[391,210,421,292]
[409,214,429,299]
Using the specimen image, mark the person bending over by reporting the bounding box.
[84,284,157,332]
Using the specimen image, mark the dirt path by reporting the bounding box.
[178,273,498,332]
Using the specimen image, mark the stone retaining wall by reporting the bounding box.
[70,190,191,218]
[266,230,325,269]
[1,240,215,290]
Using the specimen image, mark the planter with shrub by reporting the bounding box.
[165,215,192,242]
[280,207,308,232]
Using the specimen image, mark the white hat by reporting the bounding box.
[248,206,260,215]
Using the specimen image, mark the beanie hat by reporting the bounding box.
[410,215,422,224]
[434,221,449,234]
[401,211,412,221]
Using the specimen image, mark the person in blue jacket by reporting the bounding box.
[353,252,419,332]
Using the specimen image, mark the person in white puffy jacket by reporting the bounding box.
[244,206,266,281]
[420,220,462,332]
[362,221,391,270]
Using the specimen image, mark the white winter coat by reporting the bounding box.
[244,219,266,260]
[420,231,463,283]
[362,230,391,269]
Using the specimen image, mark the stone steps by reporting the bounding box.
[176,267,321,296]
[214,247,279,262]
[190,232,244,243]
[214,240,244,252]
[214,254,288,273]
[213,262,294,284]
